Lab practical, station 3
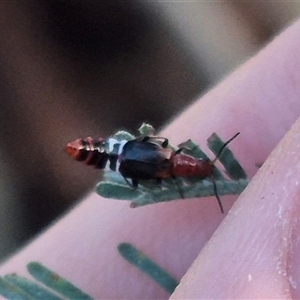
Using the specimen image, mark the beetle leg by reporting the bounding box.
[123,177,139,189]
[137,136,169,148]
[177,140,193,151]
[172,175,184,198]
[123,176,134,187]
[150,137,169,147]
[139,136,150,143]
[132,179,139,188]
[176,139,196,155]
[175,148,183,155]
[161,139,168,148]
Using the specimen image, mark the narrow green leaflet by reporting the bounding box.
[0,262,94,300]
[97,171,248,207]
[0,277,35,300]
[3,275,61,300]
[118,243,178,293]
[137,123,155,136]
[207,133,247,180]
[97,123,248,208]
[0,243,179,299]
[27,262,93,300]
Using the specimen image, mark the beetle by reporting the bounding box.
[66,132,240,213]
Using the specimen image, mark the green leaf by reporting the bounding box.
[138,123,155,136]
[97,173,248,207]
[0,277,34,300]
[3,275,62,300]
[208,133,247,180]
[0,263,94,300]
[112,130,135,141]
[96,172,144,200]
[27,262,93,300]
[118,243,178,294]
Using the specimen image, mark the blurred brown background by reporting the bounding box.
[0,1,299,260]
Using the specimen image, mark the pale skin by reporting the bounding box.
[2,18,300,300]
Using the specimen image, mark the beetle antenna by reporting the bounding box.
[212,132,240,164]
[210,175,224,214]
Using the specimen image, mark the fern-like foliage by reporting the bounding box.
[0,242,179,299]
[118,243,178,293]
[97,123,248,208]
[0,262,93,300]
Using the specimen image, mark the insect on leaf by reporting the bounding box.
[96,124,248,208]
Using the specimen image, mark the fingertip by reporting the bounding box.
[171,114,300,299]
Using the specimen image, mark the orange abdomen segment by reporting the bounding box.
[173,155,213,179]
[66,137,108,169]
